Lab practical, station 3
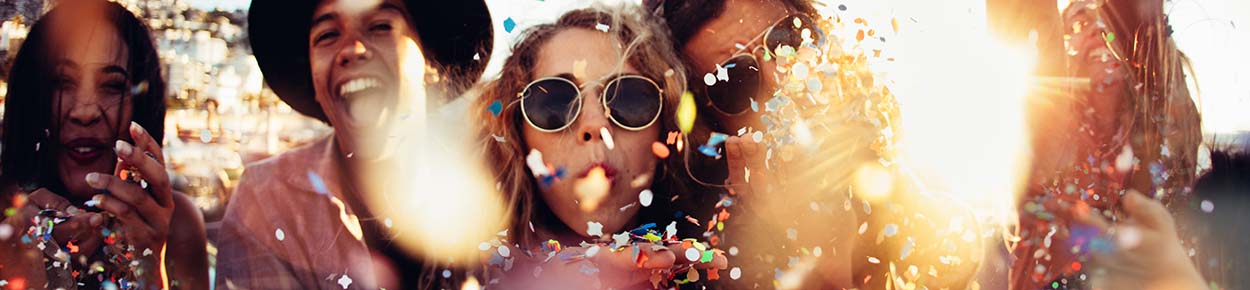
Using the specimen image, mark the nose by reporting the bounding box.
[336,38,372,67]
[573,91,609,144]
[66,93,104,127]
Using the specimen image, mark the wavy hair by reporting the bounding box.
[472,3,691,248]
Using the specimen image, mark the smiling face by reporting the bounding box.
[49,17,134,201]
[681,0,791,131]
[308,0,425,162]
[522,28,661,238]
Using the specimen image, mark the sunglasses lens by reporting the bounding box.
[706,55,760,114]
[604,77,662,129]
[765,15,821,54]
[522,79,580,131]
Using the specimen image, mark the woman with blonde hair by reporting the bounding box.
[472,4,727,289]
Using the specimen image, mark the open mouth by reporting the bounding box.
[62,138,110,165]
[337,77,383,99]
[333,76,395,126]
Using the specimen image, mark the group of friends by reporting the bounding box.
[0,0,1246,289]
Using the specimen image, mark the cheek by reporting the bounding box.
[616,129,661,175]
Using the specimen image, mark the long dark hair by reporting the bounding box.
[1,0,166,194]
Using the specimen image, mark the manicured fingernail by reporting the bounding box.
[130,121,142,134]
[89,214,104,227]
[85,172,103,187]
[86,195,104,207]
[115,140,132,156]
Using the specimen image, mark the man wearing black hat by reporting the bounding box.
[214,0,492,289]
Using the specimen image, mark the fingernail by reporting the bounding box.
[85,195,102,207]
[85,172,103,187]
[115,140,132,156]
[89,214,104,227]
[130,121,142,134]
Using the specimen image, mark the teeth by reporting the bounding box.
[338,78,381,97]
[73,147,94,153]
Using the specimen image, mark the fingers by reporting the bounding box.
[51,213,105,243]
[1121,190,1174,230]
[91,193,157,234]
[725,137,750,194]
[27,188,72,211]
[725,135,766,196]
[666,243,727,270]
[593,244,676,271]
[84,173,166,223]
[114,140,172,207]
[128,122,164,165]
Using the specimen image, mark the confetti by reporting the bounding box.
[308,171,330,196]
[1200,200,1214,213]
[585,245,601,257]
[684,247,701,262]
[612,232,630,247]
[497,245,511,257]
[703,73,716,86]
[586,221,604,237]
[487,100,503,116]
[573,59,588,80]
[639,189,654,207]
[600,127,615,150]
[677,91,697,133]
[275,228,285,241]
[883,224,898,237]
[707,132,729,147]
[503,17,517,33]
[337,274,353,289]
[730,267,742,280]
[651,142,670,158]
[575,167,610,212]
[594,23,610,32]
[526,149,551,177]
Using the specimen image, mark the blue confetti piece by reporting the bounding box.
[707,132,729,147]
[503,17,517,33]
[308,171,330,196]
[698,145,721,158]
[487,100,503,116]
[629,223,656,235]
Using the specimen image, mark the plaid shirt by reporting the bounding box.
[215,135,379,290]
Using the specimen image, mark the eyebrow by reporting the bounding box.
[101,65,128,76]
[377,2,405,15]
[311,12,337,27]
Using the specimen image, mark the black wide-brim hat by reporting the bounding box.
[248,0,494,122]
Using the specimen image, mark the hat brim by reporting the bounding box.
[248,0,494,122]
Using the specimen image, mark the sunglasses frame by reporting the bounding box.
[706,13,822,116]
[518,75,664,133]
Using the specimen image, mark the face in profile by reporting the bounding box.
[308,0,425,161]
[47,13,135,201]
[522,28,662,237]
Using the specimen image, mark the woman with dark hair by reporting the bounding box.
[0,1,207,289]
